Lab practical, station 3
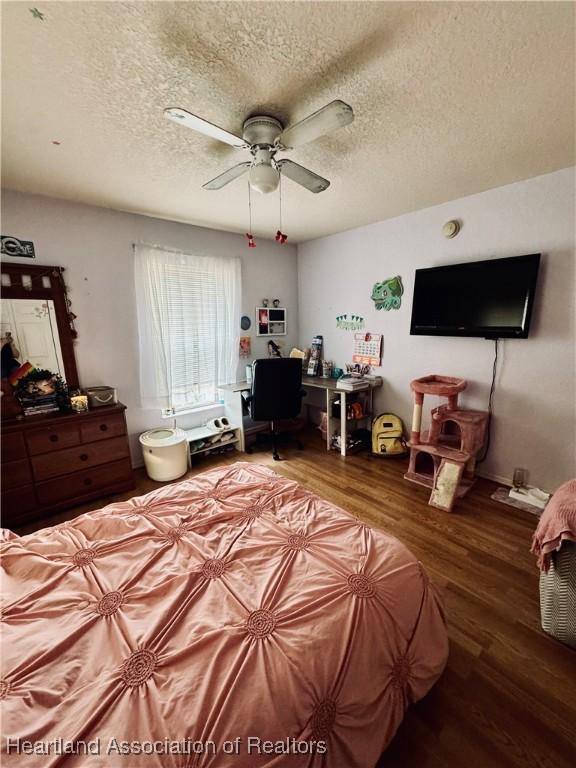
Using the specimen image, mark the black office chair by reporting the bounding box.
[246,358,306,461]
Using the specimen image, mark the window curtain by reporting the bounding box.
[134,244,241,411]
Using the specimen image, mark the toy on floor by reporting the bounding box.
[404,375,488,512]
[371,413,407,457]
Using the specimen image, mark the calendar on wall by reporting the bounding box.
[352,332,382,366]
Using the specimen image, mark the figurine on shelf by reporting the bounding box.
[268,339,282,357]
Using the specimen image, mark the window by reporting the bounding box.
[135,244,241,411]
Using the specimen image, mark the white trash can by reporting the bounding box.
[139,428,188,482]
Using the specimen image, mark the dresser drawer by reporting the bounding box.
[31,436,130,481]
[1,485,37,525]
[26,423,81,455]
[1,431,27,462]
[35,458,133,506]
[80,412,126,444]
[1,459,32,490]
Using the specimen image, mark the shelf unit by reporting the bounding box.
[327,389,373,452]
[183,425,241,458]
[256,307,287,336]
[300,375,382,456]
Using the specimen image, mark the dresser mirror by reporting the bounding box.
[1,263,79,389]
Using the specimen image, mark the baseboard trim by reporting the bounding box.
[130,456,513,484]
[477,469,511,487]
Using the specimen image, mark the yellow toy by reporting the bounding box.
[371,413,407,457]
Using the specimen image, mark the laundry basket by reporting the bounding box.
[139,428,188,482]
[532,478,576,649]
[539,541,576,649]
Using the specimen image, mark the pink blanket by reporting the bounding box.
[531,479,576,571]
[0,463,448,767]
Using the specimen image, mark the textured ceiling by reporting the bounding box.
[1,1,575,242]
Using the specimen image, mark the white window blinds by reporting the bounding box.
[134,244,241,411]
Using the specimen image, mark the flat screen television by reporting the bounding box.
[410,253,541,339]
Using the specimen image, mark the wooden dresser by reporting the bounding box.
[1,403,134,529]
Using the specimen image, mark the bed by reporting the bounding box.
[0,462,448,767]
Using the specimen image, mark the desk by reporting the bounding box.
[219,377,382,457]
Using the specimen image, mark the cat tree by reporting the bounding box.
[404,375,488,512]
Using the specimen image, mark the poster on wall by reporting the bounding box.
[239,336,251,358]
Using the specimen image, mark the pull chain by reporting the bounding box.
[275,172,288,244]
[279,173,282,232]
[246,181,255,248]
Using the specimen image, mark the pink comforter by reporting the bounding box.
[0,463,448,767]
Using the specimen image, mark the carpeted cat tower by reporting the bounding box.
[404,375,488,512]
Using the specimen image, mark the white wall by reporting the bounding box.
[1,190,299,463]
[297,168,576,491]
[3,170,574,490]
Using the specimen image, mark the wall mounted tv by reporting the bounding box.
[410,253,541,339]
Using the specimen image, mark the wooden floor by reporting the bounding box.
[14,431,576,768]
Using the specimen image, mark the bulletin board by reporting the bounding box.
[352,333,382,366]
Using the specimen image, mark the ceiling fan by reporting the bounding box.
[164,100,354,195]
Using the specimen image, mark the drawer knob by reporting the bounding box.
[49,434,59,443]
[84,478,93,486]
[99,424,108,432]
[80,453,89,461]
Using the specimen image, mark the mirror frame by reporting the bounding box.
[1,263,79,389]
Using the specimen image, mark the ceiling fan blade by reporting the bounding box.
[164,108,248,149]
[277,159,330,193]
[202,162,251,190]
[277,100,354,149]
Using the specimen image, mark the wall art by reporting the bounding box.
[1,235,35,259]
[336,314,364,330]
[371,276,403,310]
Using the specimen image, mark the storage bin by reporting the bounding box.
[85,386,117,408]
[539,541,576,649]
[139,428,188,482]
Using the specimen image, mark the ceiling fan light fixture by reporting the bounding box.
[249,162,279,194]
[165,99,354,194]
